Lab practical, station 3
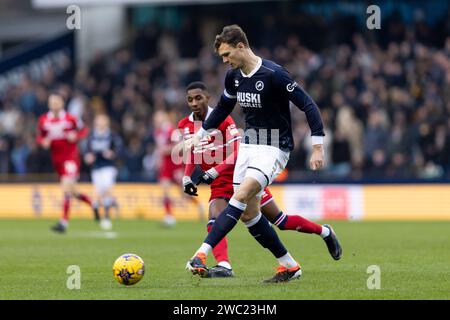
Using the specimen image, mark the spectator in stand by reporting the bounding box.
[0,10,449,181]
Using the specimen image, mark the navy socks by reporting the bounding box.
[245,212,288,258]
[204,198,246,248]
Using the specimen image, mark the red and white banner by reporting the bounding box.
[282,185,364,221]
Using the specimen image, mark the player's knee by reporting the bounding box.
[232,189,248,203]
[240,205,260,222]
[62,185,75,196]
[233,190,258,204]
[234,185,259,203]
[240,211,254,223]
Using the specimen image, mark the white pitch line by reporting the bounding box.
[69,231,118,239]
[102,231,118,239]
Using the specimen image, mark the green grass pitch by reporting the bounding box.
[0,219,449,299]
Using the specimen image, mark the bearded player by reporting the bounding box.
[37,90,98,233]
[179,82,340,278]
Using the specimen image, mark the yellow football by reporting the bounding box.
[112,253,145,285]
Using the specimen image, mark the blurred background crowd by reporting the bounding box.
[0,0,449,182]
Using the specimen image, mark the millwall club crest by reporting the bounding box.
[255,81,264,91]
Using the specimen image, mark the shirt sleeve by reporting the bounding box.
[273,67,325,140]
[201,70,237,132]
[223,69,237,99]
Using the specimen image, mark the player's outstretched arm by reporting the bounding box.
[184,92,236,152]
[196,138,239,185]
[201,94,236,132]
[275,68,324,140]
[274,67,325,170]
[184,72,237,155]
[196,117,240,185]
[196,117,241,184]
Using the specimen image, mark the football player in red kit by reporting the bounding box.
[37,90,98,233]
[153,110,205,227]
[179,82,339,277]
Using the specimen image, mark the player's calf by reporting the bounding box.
[271,211,322,234]
[244,212,288,258]
[203,198,246,248]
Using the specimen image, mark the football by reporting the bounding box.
[112,253,145,285]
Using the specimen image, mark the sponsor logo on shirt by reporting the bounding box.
[237,92,262,108]
[286,81,298,92]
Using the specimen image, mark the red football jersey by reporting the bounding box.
[178,107,241,188]
[36,111,88,176]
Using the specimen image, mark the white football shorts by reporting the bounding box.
[232,143,289,197]
[92,166,117,194]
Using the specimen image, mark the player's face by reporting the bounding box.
[48,94,64,113]
[95,115,109,131]
[186,88,209,119]
[218,42,244,69]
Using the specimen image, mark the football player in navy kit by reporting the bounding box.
[84,114,122,230]
[186,25,342,283]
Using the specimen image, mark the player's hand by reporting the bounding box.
[41,137,51,149]
[66,131,78,143]
[84,152,96,165]
[184,134,201,152]
[310,144,325,170]
[182,176,198,196]
[195,168,219,185]
[103,149,115,159]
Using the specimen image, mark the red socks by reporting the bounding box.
[62,193,94,222]
[273,211,322,235]
[75,193,92,206]
[207,222,230,264]
[163,196,173,216]
[62,195,71,221]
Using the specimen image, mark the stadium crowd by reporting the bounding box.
[0,10,449,181]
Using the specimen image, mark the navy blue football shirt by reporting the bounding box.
[201,57,324,152]
[86,129,123,169]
